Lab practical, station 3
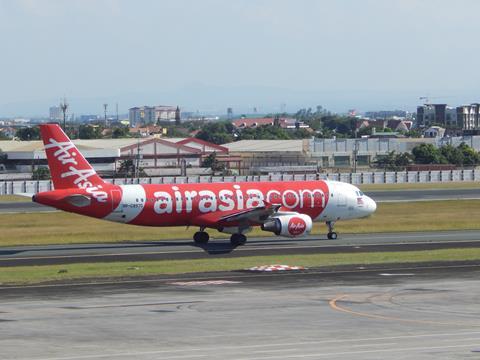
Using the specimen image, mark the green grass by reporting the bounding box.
[0,200,480,246]
[1,248,479,285]
[0,195,32,202]
[359,181,480,191]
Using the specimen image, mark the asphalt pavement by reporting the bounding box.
[367,187,480,202]
[1,262,480,359]
[1,230,479,266]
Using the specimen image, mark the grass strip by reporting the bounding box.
[0,195,32,202]
[0,248,479,285]
[0,200,479,246]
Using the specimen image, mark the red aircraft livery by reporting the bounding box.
[33,124,376,245]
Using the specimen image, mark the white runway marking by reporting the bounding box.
[379,273,415,276]
[168,280,241,286]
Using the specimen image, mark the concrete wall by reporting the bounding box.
[2,169,479,195]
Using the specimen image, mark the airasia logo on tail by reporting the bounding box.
[288,217,307,236]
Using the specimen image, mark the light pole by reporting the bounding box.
[353,129,359,173]
[103,103,108,127]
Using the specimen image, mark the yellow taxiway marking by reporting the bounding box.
[329,294,478,327]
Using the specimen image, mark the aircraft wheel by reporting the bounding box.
[327,232,338,240]
[193,231,209,244]
[230,233,247,246]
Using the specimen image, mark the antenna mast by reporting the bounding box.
[60,97,68,130]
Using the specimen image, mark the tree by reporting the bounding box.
[457,142,480,166]
[32,167,50,180]
[117,159,147,177]
[195,122,234,144]
[411,143,446,164]
[118,159,135,176]
[439,144,464,166]
[16,127,40,140]
[163,126,189,138]
[237,124,290,140]
[374,151,412,171]
[112,127,130,138]
[403,128,422,138]
[79,125,102,139]
[201,152,225,173]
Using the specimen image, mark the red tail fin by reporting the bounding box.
[39,124,105,189]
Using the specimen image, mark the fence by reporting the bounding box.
[1,169,479,195]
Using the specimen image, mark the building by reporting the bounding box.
[129,124,165,137]
[417,102,480,135]
[358,119,413,132]
[365,110,408,119]
[232,117,309,130]
[416,104,457,128]
[129,106,177,127]
[0,136,228,176]
[49,106,62,121]
[423,126,446,138]
[456,104,480,132]
[79,114,99,123]
[223,140,312,174]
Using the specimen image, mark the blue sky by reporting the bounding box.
[1,0,479,116]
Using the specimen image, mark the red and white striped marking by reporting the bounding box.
[168,280,241,286]
[247,264,306,272]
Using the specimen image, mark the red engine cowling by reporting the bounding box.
[261,214,313,237]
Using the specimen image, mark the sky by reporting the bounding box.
[1,0,480,117]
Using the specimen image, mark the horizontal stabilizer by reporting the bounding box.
[62,194,91,207]
[15,193,35,199]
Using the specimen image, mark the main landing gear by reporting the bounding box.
[326,221,338,240]
[193,229,247,246]
[230,233,247,246]
[193,230,209,245]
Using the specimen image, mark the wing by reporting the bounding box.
[219,203,282,224]
[190,203,281,228]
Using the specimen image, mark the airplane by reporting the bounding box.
[33,123,377,246]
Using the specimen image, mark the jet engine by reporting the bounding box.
[261,214,313,237]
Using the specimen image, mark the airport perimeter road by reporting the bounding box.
[0,201,55,213]
[0,188,479,213]
[1,230,480,266]
[1,263,480,359]
[366,188,480,202]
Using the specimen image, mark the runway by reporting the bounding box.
[0,187,479,213]
[1,262,480,359]
[1,230,480,267]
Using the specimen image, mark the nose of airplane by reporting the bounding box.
[367,196,377,214]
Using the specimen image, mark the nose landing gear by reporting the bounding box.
[326,221,338,240]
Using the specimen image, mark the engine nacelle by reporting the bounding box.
[261,214,313,237]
